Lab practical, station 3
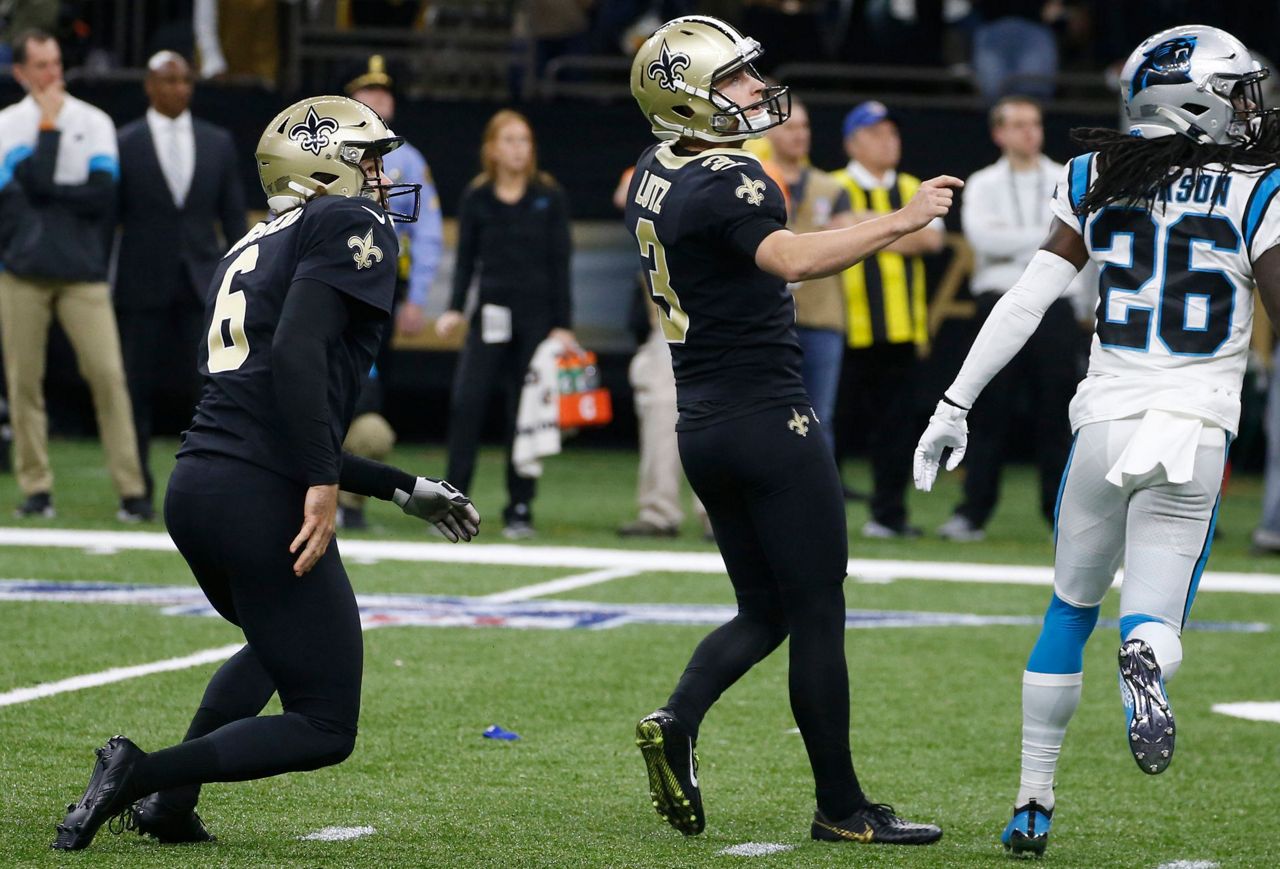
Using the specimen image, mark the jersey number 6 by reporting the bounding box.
[207,245,259,373]
[1091,211,1239,356]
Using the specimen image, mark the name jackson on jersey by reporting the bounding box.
[179,195,400,482]
[624,141,808,430]
[1054,153,1280,433]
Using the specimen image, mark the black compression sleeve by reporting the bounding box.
[271,278,349,486]
[339,452,415,501]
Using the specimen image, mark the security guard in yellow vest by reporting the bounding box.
[832,101,944,539]
[766,99,850,455]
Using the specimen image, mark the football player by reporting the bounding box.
[51,96,480,851]
[914,25,1280,858]
[627,16,959,845]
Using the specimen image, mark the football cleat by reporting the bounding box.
[52,736,144,851]
[116,793,215,844]
[1118,638,1175,774]
[635,710,704,835]
[811,803,943,845]
[1001,799,1053,857]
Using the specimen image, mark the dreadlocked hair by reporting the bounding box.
[1071,119,1280,215]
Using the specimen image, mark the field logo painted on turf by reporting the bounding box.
[0,581,1268,634]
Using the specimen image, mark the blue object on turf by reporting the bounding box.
[483,724,520,741]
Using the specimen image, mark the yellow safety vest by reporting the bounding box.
[830,169,929,349]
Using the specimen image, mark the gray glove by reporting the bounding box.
[392,477,481,542]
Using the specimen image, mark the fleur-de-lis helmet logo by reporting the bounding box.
[647,40,691,93]
[288,106,340,156]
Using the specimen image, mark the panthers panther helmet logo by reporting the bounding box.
[1130,36,1196,99]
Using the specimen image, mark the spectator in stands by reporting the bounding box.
[831,100,944,538]
[937,95,1084,541]
[613,167,709,539]
[339,55,445,529]
[767,97,851,456]
[435,110,576,540]
[346,56,444,338]
[114,50,246,512]
[0,30,148,520]
[972,0,1063,104]
[194,0,280,85]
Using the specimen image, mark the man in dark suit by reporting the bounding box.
[114,50,246,505]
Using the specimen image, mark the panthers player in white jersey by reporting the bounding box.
[914,25,1280,857]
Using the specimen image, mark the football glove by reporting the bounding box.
[393,477,480,542]
[913,399,969,492]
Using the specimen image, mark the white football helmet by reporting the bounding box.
[1121,25,1270,145]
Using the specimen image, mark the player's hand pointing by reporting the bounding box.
[900,175,963,233]
[291,483,339,576]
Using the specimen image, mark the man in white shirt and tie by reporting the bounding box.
[937,96,1091,542]
[114,50,247,511]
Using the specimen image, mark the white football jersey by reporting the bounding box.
[1052,154,1280,433]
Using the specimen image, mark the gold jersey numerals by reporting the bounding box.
[206,244,259,373]
[635,217,688,343]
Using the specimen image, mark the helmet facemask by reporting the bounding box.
[706,54,791,138]
[1221,67,1273,143]
[340,137,421,223]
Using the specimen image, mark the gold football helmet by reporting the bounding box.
[630,15,789,143]
[256,94,420,222]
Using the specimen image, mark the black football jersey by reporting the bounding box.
[178,195,399,483]
[624,142,808,429]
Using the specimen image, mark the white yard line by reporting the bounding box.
[1211,701,1280,723]
[3,526,1280,593]
[0,643,243,708]
[299,825,376,842]
[0,566,638,709]
[480,566,638,602]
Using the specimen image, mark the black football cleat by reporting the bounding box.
[635,710,704,835]
[118,793,215,844]
[811,803,943,845]
[1119,638,1175,774]
[52,736,144,851]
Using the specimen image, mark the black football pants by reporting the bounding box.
[445,323,547,523]
[667,403,865,819]
[124,454,363,807]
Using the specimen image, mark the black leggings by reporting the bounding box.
[667,403,864,818]
[125,454,363,807]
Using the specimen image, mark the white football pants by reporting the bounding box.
[1052,416,1227,630]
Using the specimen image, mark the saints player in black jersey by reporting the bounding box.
[51,96,480,851]
[626,17,959,845]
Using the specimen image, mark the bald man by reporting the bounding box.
[114,50,247,510]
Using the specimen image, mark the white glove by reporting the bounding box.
[393,477,481,543]
[913,400,969,492]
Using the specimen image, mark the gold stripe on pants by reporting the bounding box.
[0,272,145,498]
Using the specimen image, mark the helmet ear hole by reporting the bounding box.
[672,105,694,118]
[311,172,339,185]
[1181,102,1210,115]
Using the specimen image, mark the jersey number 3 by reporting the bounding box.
[635,217,689,342]
[207,245,259,373]
[1091,211,1239,355]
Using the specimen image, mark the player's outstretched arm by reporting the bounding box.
[754,175,963,282]
[913,219,1087,492]
[339,453,480,543]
